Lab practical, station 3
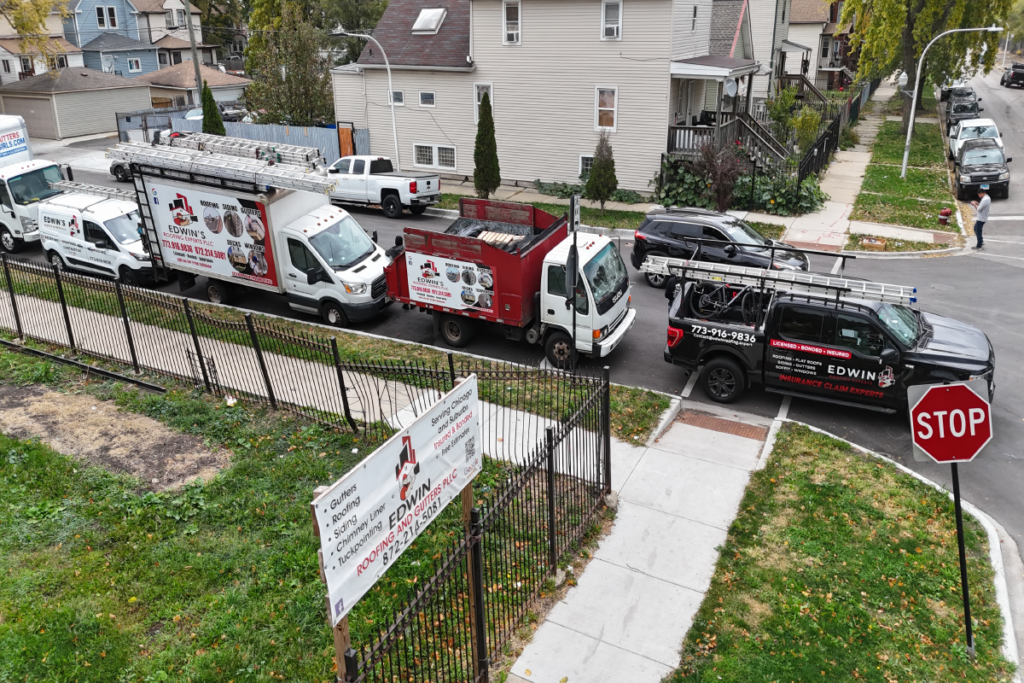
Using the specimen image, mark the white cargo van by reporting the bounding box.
[38,190,153,286]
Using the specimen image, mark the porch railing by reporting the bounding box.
[779,74,827,103]
[667,125,717,157]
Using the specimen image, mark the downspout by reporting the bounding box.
[469,0,474,61]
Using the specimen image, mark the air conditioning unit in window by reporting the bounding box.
[604,25,620,38]
[506,30,519,43]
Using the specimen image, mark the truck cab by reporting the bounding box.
[0,160,67,254]
[327,155,441,219]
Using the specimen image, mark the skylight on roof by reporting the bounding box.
[412,8,447,34]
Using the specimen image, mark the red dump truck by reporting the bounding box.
[384,198,636,367]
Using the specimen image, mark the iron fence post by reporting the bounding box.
[343,648,359,682]
[447,352,456,390]
[114,280,140,373]
[1,252,23,339]
[545,426,557,572]
[602,366,612,494]
[245,312,277,409]
[469,508,489,682]
[183,299,211,392]
[331,337,358,432]
[52,264,75,352]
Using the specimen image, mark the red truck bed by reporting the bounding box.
[385,198,567,327]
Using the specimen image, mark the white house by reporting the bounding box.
[0,14,85,86]
[332,0,779,192]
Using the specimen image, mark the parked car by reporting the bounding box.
[948,118,1002,160]
[327,155,441,218]
[183,108,204,121]
[946,97,984,135]
[940,81,972,101]
[954,138,1011,200]
[630,207,809,288]
[1001,63,1024,87]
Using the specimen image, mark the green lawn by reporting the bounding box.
[850,193,958,232]
[747,220,786,241]
[667,424,1015,682]
[846,233,945,252]
[883,84,938,118]
[870,121,947,169]
[859,165,952,202]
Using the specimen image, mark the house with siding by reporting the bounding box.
[783,0,855,90]
[132,60,247,105]
[63,0,144,49]
[81,33,159,76]
[0,13,85,86]
[153,35,219,68]
[332,0,776,192]
[748,0,794,99]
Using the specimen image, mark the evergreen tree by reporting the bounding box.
[585,132,618,214]
[201,81,226,136]
[473,92,500,199]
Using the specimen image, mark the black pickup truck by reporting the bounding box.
[663,276,995,413]
[1001,63,1024,88]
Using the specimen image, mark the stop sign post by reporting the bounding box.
[908,380,993,661]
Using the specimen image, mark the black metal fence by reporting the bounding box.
[797,113,843,185]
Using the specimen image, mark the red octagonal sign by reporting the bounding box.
[910,383,992,463]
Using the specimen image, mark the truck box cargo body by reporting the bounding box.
[385,198,636,366]
[0,115,32,166]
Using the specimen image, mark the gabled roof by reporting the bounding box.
[710,0,753,60]
[357,0,471,70]
[0,37,82,56]
[129,0,202,14]
[790,0,829,23]
[0,67,144,93]
[81,33,156,52]
[132,60,249,88]
[154,35,219,49]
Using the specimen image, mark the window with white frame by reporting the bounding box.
[580,155,595,178]
[474,83,492,123]
[159,52,168,65]
[411,7,447,34]
[107,6,118,28]
[602,0,621,39]
[595,87,617,131]
[692,5,697,31]
[419,91,435,107]
[504,1,520,44]
[128,57,142,72]
[389,90,405,105]
[165,10,174,26]
[2,60,9,73]
[177,9,186,26]
[820,37,830,58]
[413,144,457,170]
[20,57,31,73]
[96,6,106,27]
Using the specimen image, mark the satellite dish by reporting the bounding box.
[724,77,738,98]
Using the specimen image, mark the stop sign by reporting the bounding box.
[909,383,992,463]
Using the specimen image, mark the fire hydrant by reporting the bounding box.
[939,207,952,226]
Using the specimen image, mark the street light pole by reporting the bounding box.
[1002,32,1015,69]
[901,26,1003,179]
[334,30,401,171]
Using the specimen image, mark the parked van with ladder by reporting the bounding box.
[645,254,995,411]
[108,140,391,326]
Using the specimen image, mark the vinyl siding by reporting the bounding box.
[748,0,791,98]
[0,14,65,37]
[671,0,713,59]
[785,23,822,81]
[66,0,143,48]
[82,49,160,76]
[0,50,84,86]
[332,70,368,128]
[53,87,151,138]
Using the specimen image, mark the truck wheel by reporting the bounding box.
[322,301,349,327]
[206,281,232,304]
[0,227,20,253]
[119,266,139,287]
[113,164,129,182]
[381,195,403,219]
[545,332,574,369]
[409,206,428,215]
[440,314,475,347]
[643,252,668,288]
[48,251,65,270]
[701,357,745,403]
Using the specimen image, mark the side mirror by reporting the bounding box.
[724,244,737,256]
[63,164,74,182]
[328,167,339,174]
[979,108,985,112]
[306,268,317,285]
[1007,157,1013,163]
[880,347,898,362]
[372,230,378,244]
[90,240,105,250]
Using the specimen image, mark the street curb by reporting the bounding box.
[646,395,682,447]
[775,420,1021,671]
[423,207,459,219]
[839,246,961,258]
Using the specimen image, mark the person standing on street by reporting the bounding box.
[970,184,990,250]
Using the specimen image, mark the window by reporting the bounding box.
[172,51,182,64]
[165,10,174,27]
[833,315,884,357]
[419,91,435,107]
[692,5,697,31]
[20,57,31,73]
[287,238,320,272]
[411,7,447,34]
[85,221,112,249]
[96,6,106,27]
[331,158,351,174]
[352,159,365,174]
[504,1,520,44]
[780,0,786,23]
[778,307,824,343]
[474,83,493,123]
[107,6,118,28]
[1,60,9,73]
[389,90,404,106]
[0,183,12,209]
[127,57,142,72]
[177,10,186,26]
[413,143,457,170]
[602,0,621,39]
[668,222,700,239]
[546,265,589,314]
[579,155,594,178]
[821,37,830,59]
[701,226,727,241]
[369,158,394,173]
[595,87,617,131]
[832,39,840,58]
[159,52,167,65]
[57,55,67,68]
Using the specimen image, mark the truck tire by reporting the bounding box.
[0,227,20,253]
[643,252,668,288]
[119,266,139,287]
[545,332,574,369]
[410,205,428,215]
[113,164,129,182]
[440,314,475,347]
[206,280,233,304]
[321,301,349,327]
[701,356,745,403]
[382,194,403,219]
[48,251,66,270]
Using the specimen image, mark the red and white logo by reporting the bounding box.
[878,366,895,388]
[395,435,420,501]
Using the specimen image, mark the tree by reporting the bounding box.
[843,0,1011,133]
[585,132,618,214]
[246,0,328,73]
[686,142,745,213]
[474,92,501,199]
[3,0,72,69]
[244,3,334,126]
[201,81,226,135]
[765,86,798,145]
[324,0,389,65]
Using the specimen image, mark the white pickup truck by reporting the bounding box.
[327,155,440,219]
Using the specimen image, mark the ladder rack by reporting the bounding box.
[642,256,917,305]
[48,180,136,203]
[107,142,338,195]
[163,132,324,169]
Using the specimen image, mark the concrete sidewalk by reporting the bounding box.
[509,406,772,682]
[32,134,118,175]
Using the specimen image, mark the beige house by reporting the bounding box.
[0,14,85,86]
[133,60,248,105]
[333,0,775,192]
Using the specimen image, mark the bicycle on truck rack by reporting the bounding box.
[689,281,765,326]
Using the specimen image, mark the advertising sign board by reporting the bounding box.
[404,253,495,312]
[312,376,481,626]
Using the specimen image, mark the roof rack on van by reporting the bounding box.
[642,256,917,305]
[48,180,136,203]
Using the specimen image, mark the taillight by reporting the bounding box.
[634,230,646,241]
[667,326,684,348]
[410,181,418,194]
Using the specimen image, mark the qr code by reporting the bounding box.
[465,436,476,462]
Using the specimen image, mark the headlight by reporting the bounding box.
[19,216,36,231]
[960,175,971,183]
[772,262,798,271]
[342,281,367,295]
[129,251,150,261]
[999,172,1010,180]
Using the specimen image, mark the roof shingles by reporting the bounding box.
[357,0,470,69]
[790,0,829,23]
[81,33,157,52]
[0,67,144,92]
[132,60,249,88]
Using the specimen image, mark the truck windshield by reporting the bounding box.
[583,243,627,309]
[876,303,918,346]
[309,215,375,269]
[8,165,63,205]
[105,211,141,244]
[960,125,998,141]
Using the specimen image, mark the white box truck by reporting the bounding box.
[109,142,391,326]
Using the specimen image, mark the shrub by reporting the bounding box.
[766,86,798,143]
[585,132,618,213]
[793,107,822,152]
[201,81,225,136]
[474,91,500,199]
[839,124,860,150]
[686,142,745,212]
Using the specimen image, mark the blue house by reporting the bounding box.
[64,0,143,48]
[80,33,159,77]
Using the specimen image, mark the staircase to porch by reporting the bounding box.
[667,112,789,174]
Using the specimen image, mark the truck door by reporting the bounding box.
[665,222,700,258]
[765,304,832,399]
[283,236,328,313]
[699,226,734,263]
[826,312,903,408]
[329,158,351,200]
[541,263,592,350]
[82,220,118,276]
[350,159,367,202]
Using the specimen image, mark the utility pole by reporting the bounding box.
[183,0,204,105]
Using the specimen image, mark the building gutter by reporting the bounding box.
[358,63,476,72]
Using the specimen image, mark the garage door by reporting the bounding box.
[3,97,57,139]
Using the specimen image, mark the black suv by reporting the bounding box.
[1001,63,1024,88]
[946,96,984,135]
[630,207,809,288]
[955,138,1012,199]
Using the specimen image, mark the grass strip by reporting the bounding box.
[846,233,945,252]
[860,165,952,202]
[870,121,946,169]
[667,423,1014,682]
[850,193,957,232]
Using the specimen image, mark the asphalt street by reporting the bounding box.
[29,109,1024,557]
